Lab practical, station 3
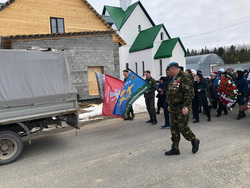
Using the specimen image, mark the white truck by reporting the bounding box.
[0,50,79,165]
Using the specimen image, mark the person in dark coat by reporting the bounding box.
[235,70,248,119]
[192,74,199,122]
[160,70,173,129]
[193,73,211,122]
[210,73,217,109]
[144,70,157,124]
[156,77,165,114]
[185,69,194,81]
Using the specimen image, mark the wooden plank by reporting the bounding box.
[0,0,110,35]
[88,66,103,96]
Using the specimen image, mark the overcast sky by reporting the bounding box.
[1,0,249,50]
[88,0,250,50]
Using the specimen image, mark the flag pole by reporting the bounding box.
[127,68,158,90]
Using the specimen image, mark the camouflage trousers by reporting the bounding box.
[170,110,196,146]
[145,97,156,116]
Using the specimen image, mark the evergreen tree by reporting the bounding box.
[188,44,250,64]
[186,48,190,56]
[217,47,225,57]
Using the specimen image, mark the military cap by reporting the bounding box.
[166,62,179,70]
[145,70,151,74]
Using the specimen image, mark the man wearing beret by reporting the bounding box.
[165,62,200,155]
[144,70,157,124]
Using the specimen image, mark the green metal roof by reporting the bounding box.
[129,24,170,53]
[154,37,188,59]
[103,1,155,30]
[103,5,125,29]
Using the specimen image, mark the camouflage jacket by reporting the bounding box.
[166,70,194,110]
[144,76,156,99]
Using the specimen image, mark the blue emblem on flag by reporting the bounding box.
[113,70,152,118]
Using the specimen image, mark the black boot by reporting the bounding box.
[146,115,153,123]
[207,116,211,121]
[151,115,157,125]
[156,108,160,114]
[124,114,131,120]
[236,111,242,120]
[216,113,221,117]
[165,143,180,155]
[193,118,199,123]
[242,111,246,118]
[130,112,135,120]
[191,138,200,153]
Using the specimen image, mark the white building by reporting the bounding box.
[102,0,187,80]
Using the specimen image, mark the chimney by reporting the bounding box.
[120,0,132,11]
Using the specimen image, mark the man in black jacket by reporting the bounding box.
[159,69,172,128]
[144,70,157,125]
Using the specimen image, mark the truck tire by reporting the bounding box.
[0,131,24,165]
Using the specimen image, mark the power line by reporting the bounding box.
[181,19,250,39]
[119,19,250,48]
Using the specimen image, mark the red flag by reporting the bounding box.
[102,75,124,118]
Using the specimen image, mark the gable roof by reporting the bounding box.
[154,37,188,59]
[0,0,15,12]
[129,24,171,53]
[0,0,126,46]
[102,1,155,30]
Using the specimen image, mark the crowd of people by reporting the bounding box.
[155,67,250,125]
[121,64,249,155]
[123,62,250,155]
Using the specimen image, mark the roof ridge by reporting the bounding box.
[154,37,187,59]
[0,0,126,45]
[82,1,126,45]
[104,1,155,30]
[0,0,15,12]
[120,1,139,27]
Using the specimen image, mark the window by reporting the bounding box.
[142,61,145,76]
[50,17,65,34]
[135,62,138,74]
[126,63,129,69]
[160,60,162,75]
[160,32,164,40]
[138,25,141,32]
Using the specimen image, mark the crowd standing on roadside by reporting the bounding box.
[122,63,249,156]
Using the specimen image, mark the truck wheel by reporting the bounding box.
[0,131,24,165]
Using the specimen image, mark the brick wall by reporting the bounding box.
[12,35,120,99]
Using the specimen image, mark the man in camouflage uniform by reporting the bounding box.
[123,69,135,120]
[165,62,200,155]
[144,70,157,124]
